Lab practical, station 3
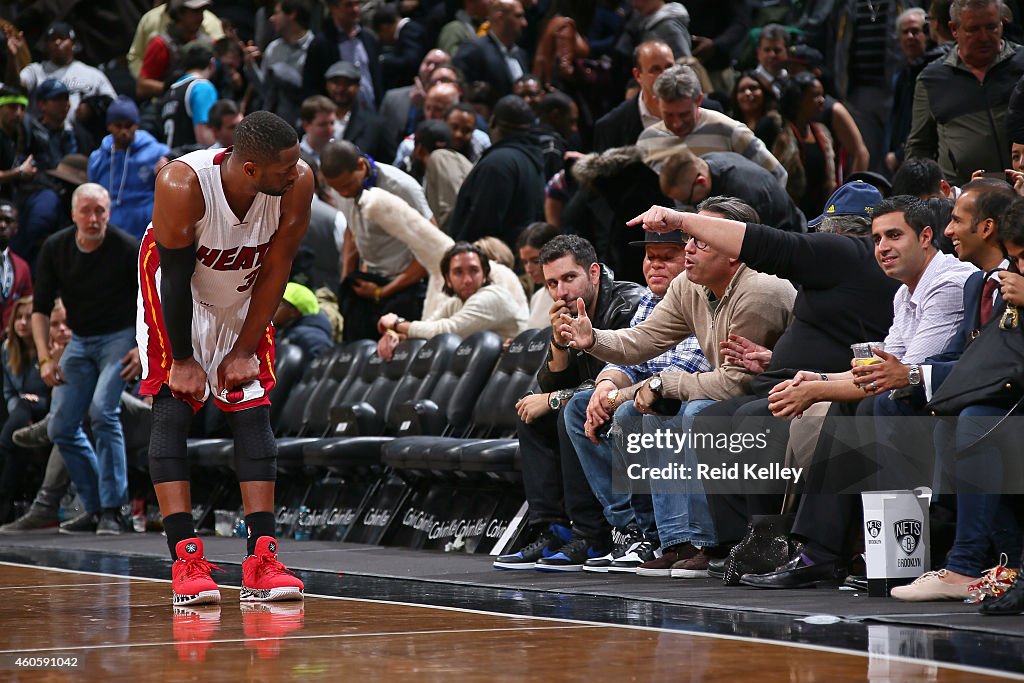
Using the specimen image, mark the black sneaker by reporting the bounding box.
[583,525,644,573]
[493,523,573,570]
[608,538,660,573]
[59,511,98,535]
[535,534,613,572]
[97,509,123,535]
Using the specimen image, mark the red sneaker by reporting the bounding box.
[172,537,223,606]
[172,605,222,663]
[241,602,305,659]
[240,536,304,602]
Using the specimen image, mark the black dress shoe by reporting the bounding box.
[739,552,846,589]
[979,573,1024,616]
[708,554,728,579]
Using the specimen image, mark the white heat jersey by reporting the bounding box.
[166,147,283,310]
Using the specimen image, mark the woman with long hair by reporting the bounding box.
[731,70,782,150]
[0,297,51,522]
[774,72,837,221]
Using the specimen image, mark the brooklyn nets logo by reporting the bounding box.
[866,520,881,539]
[893,519,922,556]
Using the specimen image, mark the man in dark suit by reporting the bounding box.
[324,61,396,165]
[593,40,675,152]
[302,0,383,109]
[378,49,452,146]
[453,0,528,99]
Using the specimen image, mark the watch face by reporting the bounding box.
[650,377,662,393]
[548,395,560,410]
[608,389,619,401]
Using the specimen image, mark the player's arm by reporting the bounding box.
[152,161,207,399]
[232,161,314,358]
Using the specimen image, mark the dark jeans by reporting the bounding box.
[338,273,425,341]
[516,405,609,539]
[0,398,50,501]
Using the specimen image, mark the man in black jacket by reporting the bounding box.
[302,0,382,109]
[453,0,528,99]
[495,235,644,570]
[323,61,396,164]
[450,95,544,249]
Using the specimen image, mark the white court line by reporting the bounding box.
[0,581,136,591]
[0,625,602,655]
[1,560,1021,681]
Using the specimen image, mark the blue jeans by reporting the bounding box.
[48,329,135,512]
[565,390,657,538]
[935,404,1023,576]
[618,399,718,549]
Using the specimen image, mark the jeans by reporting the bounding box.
[0,397,50,500]
[565,390,656,538]
[936,404,1024,576]
[618,398,717,549]
[48,329,135,512]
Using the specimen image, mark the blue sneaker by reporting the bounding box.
[535,534,613,572]
[493,523,573,570]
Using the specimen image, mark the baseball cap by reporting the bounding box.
[325,61,362,81]
[808,181,883,228]
[281,283,320,316]
[106,96,140,125]
[36,79,70,100]
[45,21,76,41]
[628,230,688,246]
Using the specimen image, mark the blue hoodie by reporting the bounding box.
[88,129,170,240]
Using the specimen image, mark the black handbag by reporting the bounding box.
[927,304,1024,416]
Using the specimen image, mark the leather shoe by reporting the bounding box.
[980,573,1024,616]
[740,551,845,589]
[708,554,728,579]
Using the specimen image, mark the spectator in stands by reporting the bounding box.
[298,95,337,163]
[378,49,453,146]
[207,100,242,149]
[741,195,977,589]
[686,0,750,96]
[0,202,32,333]
[753,24,789,97]
[127,0,223,78]
[774,73,836,221]
[639,65,787,184]
[730,71,781,150]
[450,95,545,248]
[454,0,529,99]
[30,80,78,170]
[906,0,1024,185]
[211,37,247,103]
[137,0,215,101]
[593,40,675,152]
[320,140,432,340]
[563,227,713,572]
[303,0,382,110]
[445,102,490,163]
[403,120,452,182]
[556,199,796,576]
[394,82,490,171]
[534,92,579,180]
[422,131,474,233]
[512,75,546,114]
[324,61,396,164]
[617,0,692,60]
[71,93,114,158]
[19,22,116,122]
[886,8,930,173]
[377,241,526,359]
[891,157,958,200]
[658,146,805,231]
[374,4,427,93]
[246,0,314,129]
[273,282,334,360]
[0,297,49,522]
[32,183,140,535]
[87,97,170,241]
[161,45,219,149]
[357,184,529,320]
[438,0,493,56]
[517,221,560,330]
[494,235,644,570]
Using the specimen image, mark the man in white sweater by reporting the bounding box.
[377,242,526,358]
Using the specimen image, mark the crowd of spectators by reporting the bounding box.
[1,0,1024,613]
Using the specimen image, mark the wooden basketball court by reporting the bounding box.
[0,560,1018,682]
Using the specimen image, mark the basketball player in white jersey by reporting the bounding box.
[139,111,313,605]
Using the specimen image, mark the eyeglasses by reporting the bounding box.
[681,234,708,250]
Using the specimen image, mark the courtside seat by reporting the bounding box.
[303,334,461,471]
[391,329,549,473]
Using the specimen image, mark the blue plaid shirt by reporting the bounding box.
[604,289,711,384]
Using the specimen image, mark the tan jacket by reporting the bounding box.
[589,265,796,400]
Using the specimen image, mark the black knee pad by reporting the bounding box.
[226,405,277,481]
[149,387,194,484]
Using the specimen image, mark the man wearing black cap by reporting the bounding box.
[449,94,545,248]
[19,22,116,122]
[323,60,394,164]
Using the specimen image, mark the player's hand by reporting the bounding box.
[169,357,207,402]
[119,347,141,381]
[216,349,258,396]
[558,298,594,350]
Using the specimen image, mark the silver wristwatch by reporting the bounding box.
[907,365,922,386]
